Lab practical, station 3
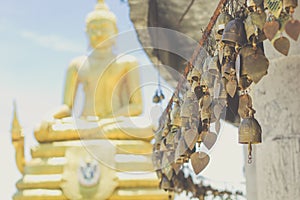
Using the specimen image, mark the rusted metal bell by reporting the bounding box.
[216,12,233,35]
[208,55,220,76]
[239,45,269,83]
[273,35,290,56]
[283,0,298,12]
[222,18,247,48]
[244,12,266,42]
[238,117,262,144]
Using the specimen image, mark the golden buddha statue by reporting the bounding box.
[12,1,170,199]
[33,0,155,143]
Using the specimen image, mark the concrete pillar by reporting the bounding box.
[245,8,300,200]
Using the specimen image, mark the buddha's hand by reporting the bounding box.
[53,104,72,119]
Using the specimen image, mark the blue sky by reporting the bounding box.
[0,1,245,199]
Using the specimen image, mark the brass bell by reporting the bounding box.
[214,28,222,41]
[247,0,263,10]
[208,55,220,76]
[239,45,269,83]
[222,18,247,48]
[283,0,298,13]
[191,68,201,82]
[152,90,161,103]
[192,81,203,100]
[244,12,266,43]
[216,11,233,35]
[238,116,262,144]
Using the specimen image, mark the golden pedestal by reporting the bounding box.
[13,124,169,200]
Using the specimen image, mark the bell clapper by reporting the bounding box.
[248,142,253,164]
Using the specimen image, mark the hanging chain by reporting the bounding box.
[248,142,252,164]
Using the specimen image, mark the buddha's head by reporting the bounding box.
[85,0,118,49]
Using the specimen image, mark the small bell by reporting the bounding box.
[191,68,201,82]
[208,55,220,76]
[244,12,266,44]
[153,90,161,103]
[222,18,247,48]
[283,0,298,13]
[247,0,263,10]
[192,81,203,100]
[216,11,233,35]
[238,116,262,145]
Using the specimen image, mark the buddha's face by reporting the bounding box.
[86,19,117,49]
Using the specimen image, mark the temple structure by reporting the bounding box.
[11,1,169,199]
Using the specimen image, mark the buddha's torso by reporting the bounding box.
[77,52,135,118]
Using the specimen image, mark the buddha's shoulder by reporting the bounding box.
[68,56,88,70]
[114,54,138,67]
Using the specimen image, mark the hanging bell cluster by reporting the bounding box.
[152,109,243,198]
[214,0,300,162]
[152,0,300,196]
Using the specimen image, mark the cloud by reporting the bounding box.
[20,30,84,53]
